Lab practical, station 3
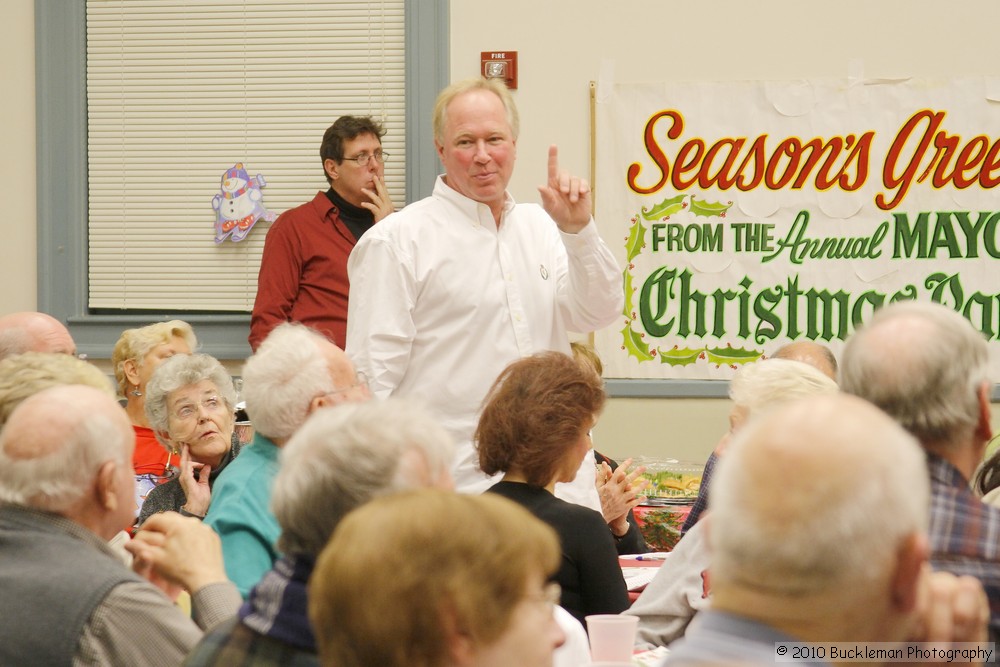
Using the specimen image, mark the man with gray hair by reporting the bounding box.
[661,394,988,665]
[204,322,371,597]
[841,300,1000,638]
[184,399,453,665]
[0,310,77,360]
[0,385,240,666]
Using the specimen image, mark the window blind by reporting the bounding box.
[86,0,406,311]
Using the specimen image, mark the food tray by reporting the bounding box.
[632,457,704,500]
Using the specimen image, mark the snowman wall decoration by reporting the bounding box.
[211,163,277,243]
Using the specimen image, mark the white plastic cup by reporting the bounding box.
[585,614,639,663]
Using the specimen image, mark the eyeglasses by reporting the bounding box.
[319,371,370,399]
[526,582,562,612]
[172,395,227,422]
[342,151,388,167]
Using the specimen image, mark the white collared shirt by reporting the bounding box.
[346,175,622,492]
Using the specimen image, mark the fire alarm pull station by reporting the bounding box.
[481,51,518,89]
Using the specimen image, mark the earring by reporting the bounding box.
[131,386,143,397]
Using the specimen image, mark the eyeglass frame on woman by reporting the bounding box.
[526,581,562,612]
[341,150,388,167]
[171,395,228,422]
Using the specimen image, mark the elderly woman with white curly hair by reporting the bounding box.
[136,353,241,525]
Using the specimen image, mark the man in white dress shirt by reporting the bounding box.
[346,77,622,492]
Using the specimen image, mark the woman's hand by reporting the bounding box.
[596,458,648,534]
[177,444,212,518]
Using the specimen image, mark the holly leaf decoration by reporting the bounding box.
[689,196,733,218]
[658,346,706,367]
[622,268,635,318]
[641,194,688,221]
[621,322,654,362]
[625,217,647,262]
[704,345,763,366]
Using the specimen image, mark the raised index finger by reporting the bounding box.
[547,144,560,186]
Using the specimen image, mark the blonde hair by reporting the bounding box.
[570,341,603,377]
[0,352,113,428]
[111,320,197,396]
[309,489,560,667]
[433,77,519,144]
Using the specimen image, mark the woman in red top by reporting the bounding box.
[111,320,196,516]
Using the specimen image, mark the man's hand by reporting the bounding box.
[361,174,395,222]
[905,568,989,667]
[126,511,229,594]
[538,145,592,234]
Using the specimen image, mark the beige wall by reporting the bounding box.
[447,0,1000,462]
[6,1,1000,463]
[2,0,37,314]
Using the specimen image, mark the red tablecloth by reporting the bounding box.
[620,556,664,603]
[633,503,692,552]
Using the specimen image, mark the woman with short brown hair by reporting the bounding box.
[478,351,629,623]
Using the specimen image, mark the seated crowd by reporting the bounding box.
[2,298,999,667]
[2,76,997,666]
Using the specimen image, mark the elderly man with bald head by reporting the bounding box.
[0,311,76,360]
[842,300,1000,640]
[0,385,240,666]
[660,394,988,665]
[630,358,838,647]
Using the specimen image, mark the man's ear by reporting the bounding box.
[308,394,330,415]
[891,532,929,613]
[324,158,340,183]
[975,380,992,444]
[95,461,121,512]
[440,604,475,667]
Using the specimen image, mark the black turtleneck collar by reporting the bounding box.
[325,187,375,242]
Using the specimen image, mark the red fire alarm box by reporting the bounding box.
[480,51,518,89]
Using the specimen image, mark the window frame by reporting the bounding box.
[35,0,449,360]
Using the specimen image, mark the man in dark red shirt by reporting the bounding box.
[249,116,394,351]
